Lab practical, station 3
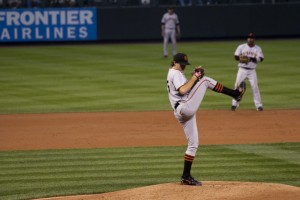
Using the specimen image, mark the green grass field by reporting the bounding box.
[0,40,299,199]
[1,143,299,200]
[1,39,299,114]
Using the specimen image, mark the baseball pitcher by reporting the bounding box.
[167,53,246,186]
[232,33,264,111]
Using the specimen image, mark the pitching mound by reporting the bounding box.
[38,181,300,200]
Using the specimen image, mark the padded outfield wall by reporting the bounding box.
[1,4,300,43]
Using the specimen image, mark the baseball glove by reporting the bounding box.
[192,66,205,79]
[239,55,250,63]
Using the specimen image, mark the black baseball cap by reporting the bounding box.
[173,53,190,65]
[247,32,256,39]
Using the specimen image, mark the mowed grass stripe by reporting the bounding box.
[0,145,183,156]
[2,177,299,196]
[0,143,299,200]
[1,160,297,178]
[0,168,182,182]
[1,177,176,198]
[0,162,182,174]
[1,175,177,191]
[0,155,289,170]
[0,154,181,164]
[0,184,138,200]
[1,181,161,200]
[0,147,287,168]
[228,144,300,165]
[0,155,289,171]
[0,151,182,161]
[1,144,298,169]
[1,163,297,183]
[4,143,290,159]
[0,181,165,199]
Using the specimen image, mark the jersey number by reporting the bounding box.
[167,80,170,93]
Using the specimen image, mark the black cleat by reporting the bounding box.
[181,176,202,186]
[231,106,237,111]
[235,81,246,102]
[257,107,263,111]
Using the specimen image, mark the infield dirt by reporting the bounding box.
[1,110,300,200]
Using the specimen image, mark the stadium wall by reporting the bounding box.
[1,4,299,43]
[97,4,300,41]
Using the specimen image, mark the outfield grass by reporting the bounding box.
[1,39,299,114]
[0,143,299,200]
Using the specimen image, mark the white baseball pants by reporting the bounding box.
[232,68,263,109]
[163,28,177,57]
[174,77,217,156]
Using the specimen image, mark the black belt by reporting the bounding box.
[174,102,180,110]
[241,67,254,70]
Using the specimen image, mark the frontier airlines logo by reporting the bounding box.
[0,8,97,42]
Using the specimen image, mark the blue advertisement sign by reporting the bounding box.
[0,8,97,42]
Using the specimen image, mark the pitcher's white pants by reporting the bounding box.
[174,77,217,156]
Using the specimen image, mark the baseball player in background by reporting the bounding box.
[167,53,246,186]
[161,8,181,58]
[232,33,264,111]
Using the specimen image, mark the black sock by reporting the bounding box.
[213,82,239,98]
[182,154,194,178]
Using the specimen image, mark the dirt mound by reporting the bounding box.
[38,181,300,200]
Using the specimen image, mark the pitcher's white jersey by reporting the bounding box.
[234,44,264,69]
[167,68,189,110]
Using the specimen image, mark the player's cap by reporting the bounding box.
[247,33,256,39]
[173,53,190,65]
